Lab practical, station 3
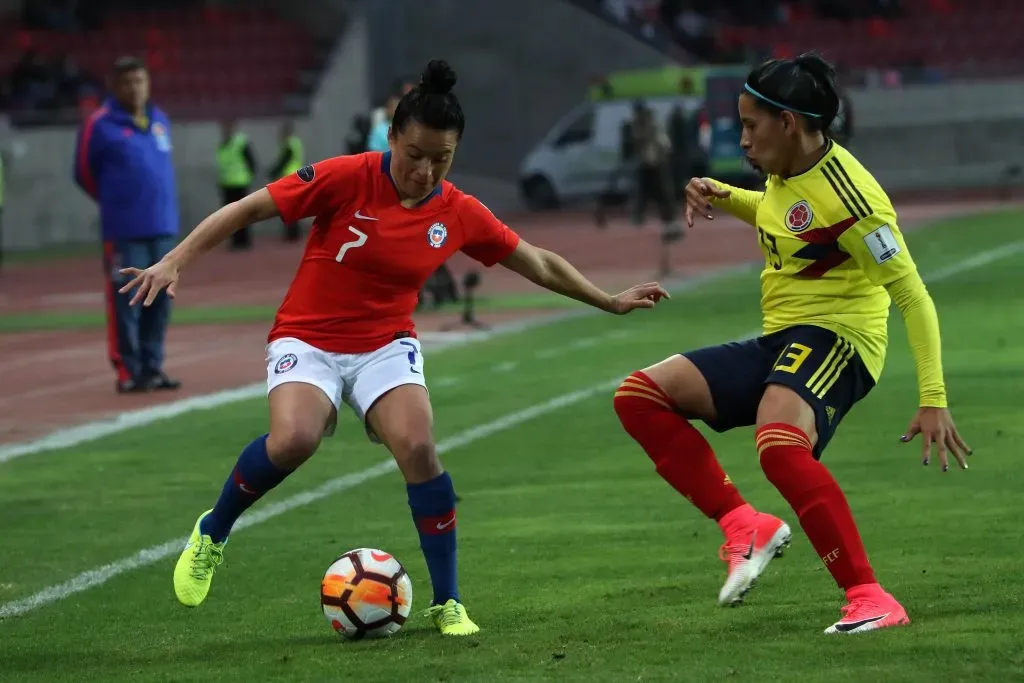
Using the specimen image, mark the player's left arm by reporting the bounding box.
[837,205,972,470]
[501,240,668,314]
[458,196,668,315]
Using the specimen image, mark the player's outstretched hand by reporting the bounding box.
[684,177,731,228]
[608,282,670,314]
[900,406,972,472]
[118,259,180,307]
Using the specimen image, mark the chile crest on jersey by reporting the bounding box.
[427,222,448,248]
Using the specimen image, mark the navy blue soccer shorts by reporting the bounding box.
[683,324,875,458]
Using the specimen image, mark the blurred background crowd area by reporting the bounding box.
[0,0,324,126]
[0,0,1021,261]
[4,0,1021,129]
[589,0,1022,85]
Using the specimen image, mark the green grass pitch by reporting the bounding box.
[1,211,1022,682]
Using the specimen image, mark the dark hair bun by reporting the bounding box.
[419,59,457,95]
[793,52,836,89]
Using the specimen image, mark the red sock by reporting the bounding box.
[614,371,746,521]
[756,423,876,590]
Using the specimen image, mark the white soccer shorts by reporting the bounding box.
[265,336,426,442]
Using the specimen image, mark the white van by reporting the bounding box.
[518,95,707,210]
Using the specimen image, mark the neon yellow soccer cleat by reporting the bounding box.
[173,510,226,607]
[424,599,480,636]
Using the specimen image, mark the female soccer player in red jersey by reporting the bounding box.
[120,59,668,637]
[613,52,971,635]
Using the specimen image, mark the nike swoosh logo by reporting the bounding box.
[435,517,455,530]
[834,613,888,632]
[742,530,756,560]
[410,367,421,374]
[354,210,378,221]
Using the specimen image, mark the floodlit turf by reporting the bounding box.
[1,212,1022,682]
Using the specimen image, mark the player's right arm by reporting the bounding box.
[119,157,352,306]
[685,177,762,227]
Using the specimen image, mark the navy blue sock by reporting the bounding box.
[408,471,459,605]
[200,434,291,543]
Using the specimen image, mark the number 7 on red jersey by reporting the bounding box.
[336,226,368,263]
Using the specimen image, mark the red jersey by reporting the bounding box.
[265,151,521,353]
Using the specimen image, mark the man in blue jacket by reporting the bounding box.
[74,56,181,394]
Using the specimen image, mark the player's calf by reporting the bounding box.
[199,433,296,544]
[368,385,464,613]
[613,370,749,524]
[614,370,793,605]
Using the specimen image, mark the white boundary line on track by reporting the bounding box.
[0,240,1021,620]
[0,264,756,464]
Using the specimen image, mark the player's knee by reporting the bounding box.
[755,421,815,487]
[756,384,817,444]
[613,371,673,433]
[266,425,322,468]
[390,434,441,480]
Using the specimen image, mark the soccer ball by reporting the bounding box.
[320,547,413,640]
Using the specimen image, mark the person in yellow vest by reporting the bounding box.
[217,119,258,250]
[267,120,304,242]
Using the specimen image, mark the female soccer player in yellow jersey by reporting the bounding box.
[613,52,972,635]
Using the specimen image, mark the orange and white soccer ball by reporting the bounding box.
[320,547,413,640]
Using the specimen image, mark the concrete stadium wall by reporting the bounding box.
[363,0,671,182]
[846,80,1024,192]
[0,14,370,252]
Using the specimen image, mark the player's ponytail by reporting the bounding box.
[744,51,840,134]
[391,59,466,139]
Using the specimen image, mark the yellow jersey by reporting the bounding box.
[712,141,947,407]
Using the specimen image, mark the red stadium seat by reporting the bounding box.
[3,7,315,120]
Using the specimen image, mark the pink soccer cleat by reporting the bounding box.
[825,583,911,634]
[718,512,792,606]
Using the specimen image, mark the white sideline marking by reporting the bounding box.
[0,238,1019,466]
[919,240,1024,282]
[0,378,620,620]
[0,263,755,464]
[0,239,1019,620]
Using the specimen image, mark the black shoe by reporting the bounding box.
[117,378,150,394]
[143,372,182,391]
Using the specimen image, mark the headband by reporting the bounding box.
[743,83,822,118]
